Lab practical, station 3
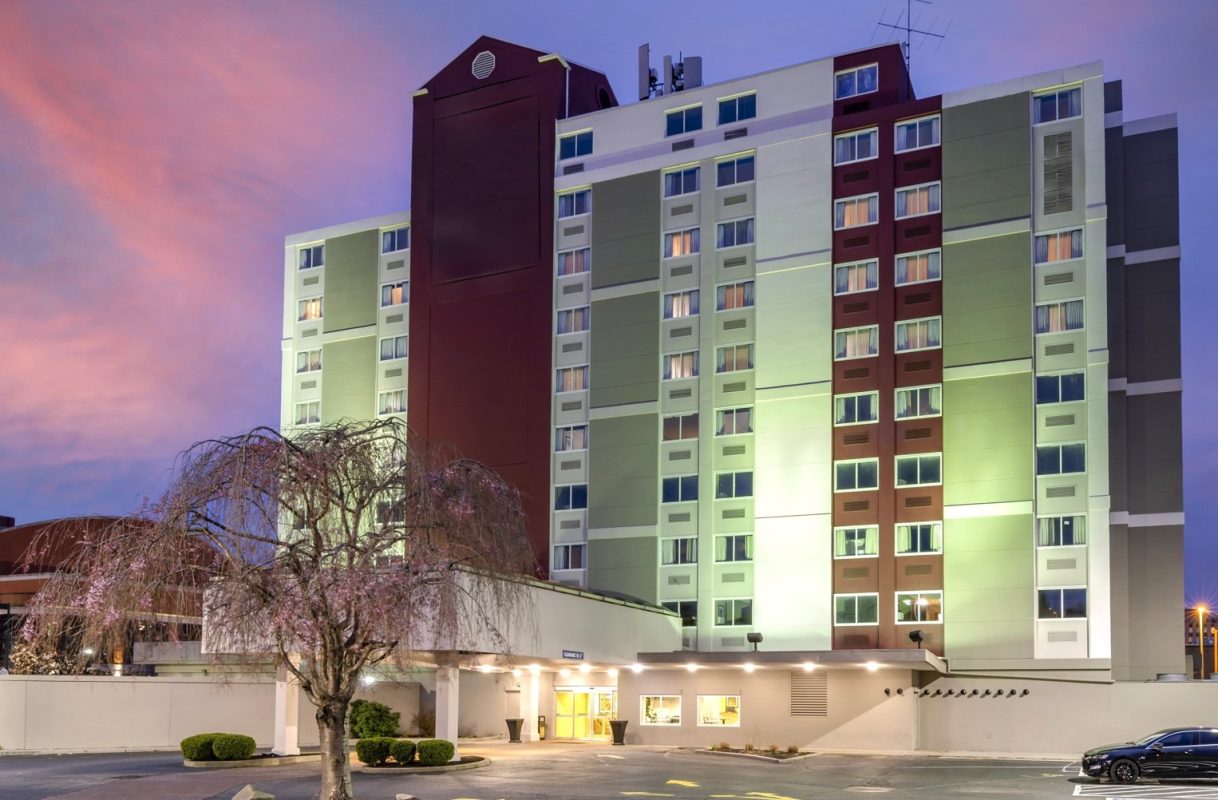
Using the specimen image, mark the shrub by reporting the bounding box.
[410,708,435,737]
[180,733,223,761]
[389,738,416,765]
[787,744,799,754]
[355,737,395,766]
[767,744,779,755]
[212,734,257,761]
[350,699,400,739]
[416,738,455,766]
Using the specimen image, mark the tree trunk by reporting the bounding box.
[317,699,354,800]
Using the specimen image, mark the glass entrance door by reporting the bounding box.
[554,688,616,740]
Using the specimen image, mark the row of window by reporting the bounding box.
[641,694,738,727]
[293,336,410,375]
[295,281,410,322]
[834,514,1087,558]
[553,408,752,454]
[557,155,755,224]
[834,317,941,360]
[661,470,753,503]
[661,217,755,257]
[834,115,941,165]
[557,94,758,161]
[557,347,760,391]
[835,591,943,625]
[656,281,756,321]
[834,183,940,229]
[295,226,410,271]
[833,442,1086,492]
[292,389,406,426]
[835,250,941,293]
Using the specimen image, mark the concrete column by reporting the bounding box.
[435,663,460,761]
[525,669,541,741]
[273,663,301,756]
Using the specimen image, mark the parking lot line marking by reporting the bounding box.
[620,793,675,797]
[746,792,802,800]
[667,779,700,787]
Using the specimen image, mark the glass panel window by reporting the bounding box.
[557,247,591,276]
[557,306,590,334]
[664,228,700,258]
[555,425,588,452]
[718,93,756,125]
[666,105,703,137]
[716,217,754,248]
[662,413,699,441]
[661,476,699,504]
[896,591,943,623]
[895,182,941,218]
[559,130,593,160]
[641,695,682,726]
[297,297,323,322]
[298,244,324,270]
[834,64,878,100]
[556,365,589,393]
[696,695,741,726]
[834,526,879,558]
[664,167,700,197]
[557,189,591,218]
[835,459,878,492]
[895,250,941,284]
[896,522,943,555]
[717,407,753,436]
[379,336,408,361]
[661,601,697,628]
[1037,515,1087,547]
[1033,87,1082,124]
[834,325,879,360]
[296,349,322,373]
[663,351,699,380]
[895,317,942,352]
[381,227,409,253]
[896,453,942,487]
[663,289,700,319]
[715,534,753,563]
[661,536,698,564]
[715,471,753,499]
[1036,443,1086,475]
[834,195,878,229]
[715,343,753,373]
[835,593,879,625]
[378,390,406,416]
[834,128,878,164]
[895,385,942,419]
[714,600,752,627]
[1038,588,1087,619]
[554,484,588,511]
[1034,229,1083,263]
[895,115,941,151]
[716,155,755,187]
[834,260,879,294]
[835,392,879,425]
[553,543,585,570]
[294,401,320,426]
[1036,372,1085,404]
[381,282,408,307]
[716,280,754,310]
[1035,300,1084,334]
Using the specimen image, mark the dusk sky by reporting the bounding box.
[1,0,1214,597]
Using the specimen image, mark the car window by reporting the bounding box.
[1136,728,1178,745]
[1158,731,1196,747]
[1198,730,1218,746]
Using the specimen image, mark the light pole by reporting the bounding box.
[1212,627,1217,679]
[1198,606,1208,679]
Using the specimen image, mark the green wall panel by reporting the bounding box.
[590,171,660,289]
[323,229,379,333]
[320,336,377,423]
[588,536,658,605]
[942,93,1031,230]
[943,232,1032,367]
[590,292,659,408]
[588,414,658,529]
[943,513,1034,661]
[943,372,1033,506]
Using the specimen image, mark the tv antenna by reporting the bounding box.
[875,0,949,74]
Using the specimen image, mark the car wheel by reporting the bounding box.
[1109,758,1139,784]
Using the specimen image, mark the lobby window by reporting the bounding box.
[835,459,879,492]
[895,115,940,152]
[716,343,753,373]
[718,93,756,125]
[664,166,700,197]
[1035,300,1084,334]
[835,391,879,426]
[661,601,697,628]
[559,130,593,160]
[834,128,878,165]
[662,412,699,441]
[717,407,753,436]
[1036,443,1086,475]
[666,105,703,137]
[378,390,405,416]
[697,695,741,727]
[381,227,410,254]
[557,189,591,218]
[294,401,320,426]
[297,297,323,322]
[555,424,588,452]
[1034,228,1083,264]
[895,249,941,285]
[664,289,700,319]
[715,534,753,563]
[662,476,699,505]
[834,64,878,100]
[379,335,408,361]
[1033,87,1081,124]
[1038,587,1087,619]
[834,259,878,295]
[834,194,878,229]
[296,349,322,373]
[896,591,943,624]
[716,217,755,248]
[298,244,324,270]
[641,695,682,726]
[834,325,879,360]
[1037,515,1087,547]
[664,227,701,258]
[896,522,942,555]
[714,599,752,627]
[895,182,941,219]
[554,484,588,511]
[663,351,699,380]
[381,281,408,307]
[895,385,941,419]
[716,155,755,187]
[552,543,585,570]
[834,526,878,558]
[715,471,753,499]
[717,280,754,311]
[896,453,942,487]
[895,316,941,352]
[556,365,589,393]
[835,593,879,625]
[661,536,698,564]
[557,247,591,276]
[1036,372,1085,404]
[556,306,590,334]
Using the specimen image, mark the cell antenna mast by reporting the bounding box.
[875,0,948,74]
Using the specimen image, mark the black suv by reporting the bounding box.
[1082,727,1218,783]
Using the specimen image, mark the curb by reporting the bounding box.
[693,748,816,764]
[184,754,322,769]
[355,756,491,774]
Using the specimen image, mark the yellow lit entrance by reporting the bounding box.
[553,688,616,739]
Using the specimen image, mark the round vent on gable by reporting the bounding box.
[471,51,496,80]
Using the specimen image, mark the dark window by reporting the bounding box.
[717,156,755,187]
[1038,588,1087,619]
[559,131,593,160]
[666,106,702,137]
[662,600,697,627]
[664,167,700,197]
[662,475,699,503]
[555,484,587,511]
[715,471,753,499]
[1158,731,1197,747]
[718,94,756,125]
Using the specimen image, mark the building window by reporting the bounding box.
[895,385,942,419]
[641,695,682,726]
[662,476,699,504]
[718,93,756,125]
[297,297,323,322]
[835,459,878,492]
[294,401,320,426]
[897,522,942,555]
[661,535,698,564]
[553,543,585,570]
[697,694,741,726]
[664,166,700,197]
[557,189,591,218]
[556,365,589,393]
[554,484,588,511]
[557,247,591,276]
[557,306,590,334]
[715,534,753,562]
[835,593,879,625]
[716,155,755,187]
[663,289,700,319]
[834,128,878,164]
[1036,372,1085,404]
[715,471,753,499]
[895,182,941,219]
[896,591,943,623]
[1033,87,1082,124]
[834,325,879,360]
[834,194,878,229]
[896,453,942,487]
[834,64,878,100]
[661,601,697,628]
[1038,587,1087,619]
[381,227,409,254]
[379,336,408,361]
[716,217,755,248]
[1035,300,1084,334]
[664,227,701,258]
[717,407,753,436]
[666,105,703,137]
[663,351,699,380]
[378,390,405,416]
[834,259,879,294]
[381,282,408,307]
[555,424,588,452]
[1037,515,1087,547]
[298,244,324,270]
[559,130,593,160]
[895,115,941,152]
[714,600,752,627]
[895,317,942,352]
[716,343,753,373]
[1036,443,1086,475]
[834,526,878,558]
[895,249,941,285]
[1034,228,1083,263]
[716,280,754,310]
[662,413,699,441]
[835,391,879,426]
[296,349,322,373]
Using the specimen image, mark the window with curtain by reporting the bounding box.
[895,182,941,218]
[1034,229,1083,263]
[717,407,753,435]
[1037,515,1087,547]
[716,344,753,373]
[834,260,878,294]
[835,392,878,425]
[834,325,878,360]
[294,401,320,426]
[661,536,697,564]
[834,128,878,164]
[296,349,322,373]
[557,247,591,276]
[381,282,409,307]
[1035,300,1084,334]
[555,365,589,392]
[557,189,591,218]
[718,93,756,125]
[1036,372,1085,403]
[834,526,878,558]
[298,244,324,270]
[834,195,878,229]
[895,317,942,351]
[381,227,409,253]
[554,484,588,511]
[895,115,940,151]
[715,471,753,499]
[378,390,406,416]
[558,130,593,160]
[661,475,699,504]
[662,413,699,441]
[379,336,408,361]
[1036,443,1086,475]
[896,453,942,487]
[663,351,699,380]
[895,385,942,419]
[716,217,754,248]
[895,250,941,284]
[556,306,590,334]
[716,155,755,187]
[834,593,879,625]
[896,591,943,623]
[716,280,755,310]
[664,166,700,197]
[664,228,700,258]
[552,544,585,570]
[1038,588,1087,619]
[555,425,588,452]
[835,459,878,491]
[714,600,752,627]
[1033,87,1081,124]
[715,534,753,562]
[663,289,700,319]
[834,64,878,100]
[896,522,942,555]
[297,297,323,321]
[666,105,703,137]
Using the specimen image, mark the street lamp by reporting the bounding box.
[1198,606,1208,679]
[1212,627,1217,679]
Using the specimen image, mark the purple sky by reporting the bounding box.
[1,0,1214,599]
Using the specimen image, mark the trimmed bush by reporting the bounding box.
[416,738,455,766]
[212,733,257,761]
[180,733,223,761]
[389,738,416,765]
[355,736,394,766]
[350,699,400,739]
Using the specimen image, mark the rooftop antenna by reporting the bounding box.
[875,0,948,75]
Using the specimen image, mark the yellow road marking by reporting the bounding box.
[747,793,801,800]
[667,779,700,787]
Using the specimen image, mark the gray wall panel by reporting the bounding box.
[1125,392,1183,515]
[588,413,658,529]
[590,171,661,289]
[1123,260,1181,382]
[588,536,658,605]
[942,93,1031,230]
[589,292,660,408]
[1122,129,1179,252]
[322,229,379,333]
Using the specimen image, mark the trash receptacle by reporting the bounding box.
[609,719,628,746]
[537,715,547,740]
[505,717,524,743]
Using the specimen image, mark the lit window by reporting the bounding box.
[557,189,591,218]
[381,227,409,254]
[896,522,942,555]
[834,260,878,294]
[716,218,754,248]
[554,484,588,511]
[834,526,878,558]
[895,250,941,284]
[716,280,754,310]
[298,244,324,270]
[1033,87,1081,124]
[716,534,753,562]
[714,600,752,627]
[834,128,878,164]
[895,385,941,419]
[717,407,753,436]
[661,535,698,563]
[666,105,703,137]
[835,392,878,426]
[553,543,585,570]
[297,297,323,322]
[641,695,682,726]
[834,325,878,360]
[717,155,755,187]
[559,130,593,160]
[381,282,408,307]
[895,317,941,352]
[664,228,701,258]
[1036,443,1086,475]
[557,306,590,334]
[718,93,756,125]
[557,247,591,276]
[664,167,700,197]
[555,425,588,452]
[664,289,700,319]
[1034,229,1083,263]
[555,365,589,393]
[1037,515,1087,547]
[895,115,940,152]
[715,471,753,499]
[1036,372,1085,404]
[834,593,878,625]
[834,64,878,100]
[378,390,405,416]
[896,453,942,487]
[294,401,320,426]
[663,351,699,380]
[834,194,878,229]
[835,459,879,492]
[1038,587,1087,619]
[662,476,699,504]
[662,413,699,441]
[379,336,408,361]
[896,591,943,623]
[696,694,741,726]
[296,349,322,373]
[895,182,941,218]
[661,601,697,628]
[1035,300,1084,334]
